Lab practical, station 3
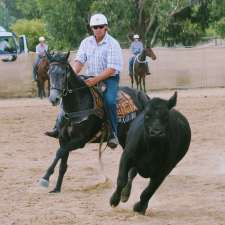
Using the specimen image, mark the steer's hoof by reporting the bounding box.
[38,178,49,188]
[121,194,129,203]
[121,183,132,203]
[110,191,121,207]
[133,201,147,215]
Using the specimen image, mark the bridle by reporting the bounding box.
[134,53,148,64]
[49,61,88,96]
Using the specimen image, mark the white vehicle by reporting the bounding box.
[0,26,33,98]
[0,26,28,61]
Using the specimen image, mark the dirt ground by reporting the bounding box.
[0,87,225,225]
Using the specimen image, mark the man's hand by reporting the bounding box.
[85,77,99,87]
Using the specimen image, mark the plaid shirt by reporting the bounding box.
[130,40,143,55]
[75,33,123,76]
[36,43,48,57]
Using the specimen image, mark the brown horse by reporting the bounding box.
[36,57,50,98]
[130,47,156,92]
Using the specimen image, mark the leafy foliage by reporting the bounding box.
[2,0,225,49]
[10,19,47,51]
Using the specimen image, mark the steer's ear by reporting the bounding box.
[168,91,177,109]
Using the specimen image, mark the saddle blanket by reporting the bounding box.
[91,89,138,123]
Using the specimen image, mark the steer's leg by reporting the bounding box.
[121,167,137,202]
[110,152,132,207]
[50,151,69,193]
[133,174,166,215]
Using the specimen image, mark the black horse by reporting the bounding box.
[39,51,149,193]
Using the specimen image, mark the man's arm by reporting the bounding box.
[72,60,84,74]
[85,68,116,87]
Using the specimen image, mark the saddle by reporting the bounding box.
[63,87,139,144]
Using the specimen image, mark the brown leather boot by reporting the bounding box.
[44,128,59,138]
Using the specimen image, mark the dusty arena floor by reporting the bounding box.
[0,88,225,225]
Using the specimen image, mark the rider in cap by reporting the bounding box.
[129,34,150,76]
[32,36,48,81]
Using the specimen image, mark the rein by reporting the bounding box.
[135,53,148,64]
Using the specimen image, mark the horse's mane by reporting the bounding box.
[49,52,69,64]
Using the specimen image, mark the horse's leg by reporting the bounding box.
[139,76,143,91]
[47,78,50,97]
[43,80,46,98]
[130,74,134,88]
[39,147,67,187]
[37,81,41,98]
[143,76,146,93]
[134,74,139,90]
[50,151,69,193]
[121,167,137,202]
[39,136,86,190]
[41,81,45,98]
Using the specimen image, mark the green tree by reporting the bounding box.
[15,0,42,19]
[0,1,17,29]
[11,19,47,51]
[207,0,225,38]
[38,0,92,49]
[4,0,225,49]
[215,17,225,38]
[90,0,202,46]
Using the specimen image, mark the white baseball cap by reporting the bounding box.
[39,36,45,42]
[90,14,108,26]
[133,34,140,39]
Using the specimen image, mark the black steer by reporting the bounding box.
[110,92,191,215]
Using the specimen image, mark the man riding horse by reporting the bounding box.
[45,13,122,149]
[32,36,48,81]
[129,34,150,77]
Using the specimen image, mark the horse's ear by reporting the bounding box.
[145,39,152,48]
[65,51,70,60]
[45,50,52,61]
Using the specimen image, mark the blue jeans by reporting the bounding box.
[129,56,135,75]
[32,56,41,80]
[103,74,119,137]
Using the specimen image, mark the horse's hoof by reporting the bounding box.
[38,178,49,188]
[49,189,60,193]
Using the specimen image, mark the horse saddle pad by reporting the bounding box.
[91,89,138,120]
